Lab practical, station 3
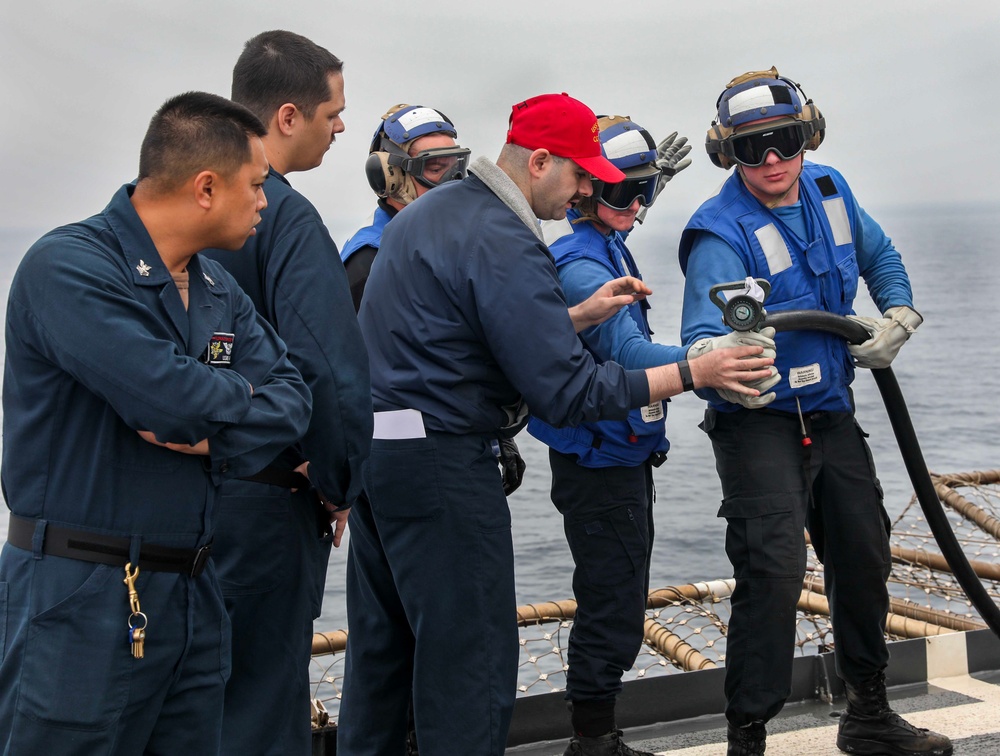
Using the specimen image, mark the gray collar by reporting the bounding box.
[468,157,543,242]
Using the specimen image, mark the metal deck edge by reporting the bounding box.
[506,629,1000,748]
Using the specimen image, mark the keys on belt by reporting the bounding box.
[123,563,148,659]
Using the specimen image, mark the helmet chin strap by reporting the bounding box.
[390,173,420,206]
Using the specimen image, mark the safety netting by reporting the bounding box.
[308,470,1000,728]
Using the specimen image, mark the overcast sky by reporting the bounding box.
[3,1,998,247]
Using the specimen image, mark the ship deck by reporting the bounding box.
[507,630,1000,754]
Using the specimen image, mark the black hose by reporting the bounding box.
[764,309,1000,637]
[764,310,871,345]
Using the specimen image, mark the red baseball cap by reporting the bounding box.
[506,93,626,183]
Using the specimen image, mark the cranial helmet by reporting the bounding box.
[364,104,470,205]
[576,116,660,220]
[597,116,658,174]
[706,67,825,170]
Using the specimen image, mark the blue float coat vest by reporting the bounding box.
[528,215,669,467]
[679,163,860,413]
[341,205,392,263]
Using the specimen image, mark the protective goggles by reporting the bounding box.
[726,122,809,167]
[391,146,471,188]
[593,171,661,211]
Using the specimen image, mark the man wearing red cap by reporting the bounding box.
[337,93,776,756]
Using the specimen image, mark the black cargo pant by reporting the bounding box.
[703,407,891,727]
[549,448,655,704]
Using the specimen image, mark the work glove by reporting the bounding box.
[498,437,526,496]
[687,327,781,409]
[687,326,777,360]
[847,306,923,369]
[635,132,693,224]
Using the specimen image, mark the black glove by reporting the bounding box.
[498,437,526,496]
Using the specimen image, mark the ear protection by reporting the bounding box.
[706,122,734,169]
[365,148,415,199]
[705,67,825,170]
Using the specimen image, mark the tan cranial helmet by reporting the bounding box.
[364,103,468,205]
[705,66,825,170]
[574,115,660,222]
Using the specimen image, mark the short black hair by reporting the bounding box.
[232,30,343,122]
[137,91,267,192]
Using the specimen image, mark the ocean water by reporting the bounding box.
[1,203,998,636]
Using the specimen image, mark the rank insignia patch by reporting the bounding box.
[206,332,235,365]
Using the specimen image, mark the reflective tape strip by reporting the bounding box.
[395,107,448,132]
[754,223,792,275]
[602,129,652,160]
[822,197,853,246]
[541,218,574,246]
[726,85,779,118]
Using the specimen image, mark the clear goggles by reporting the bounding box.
[593,171,661,211]
[393,146,472,188]
[726,122,809,167]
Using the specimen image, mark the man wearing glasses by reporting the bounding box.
[341,103,472,312]
[679,68,950,756]
[528,116,780,756]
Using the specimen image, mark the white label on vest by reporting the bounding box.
[640,401,664,423]
[789,363,822,388]
[754,223,792,275]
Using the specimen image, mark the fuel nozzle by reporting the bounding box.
[708,277,771,332]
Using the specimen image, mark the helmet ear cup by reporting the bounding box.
[365,152,389,196]
[365,151,408,198]
[802,103,825,151]
[705,123,733,170]
[365,151,417,203]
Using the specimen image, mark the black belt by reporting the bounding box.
[239,465,310,489]
[6,514,212,577]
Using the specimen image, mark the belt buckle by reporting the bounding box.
[190,542,213,577]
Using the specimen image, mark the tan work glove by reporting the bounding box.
[686,327,781,408]
[847,306,922,369]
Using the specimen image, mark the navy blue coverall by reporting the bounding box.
[337,158,654,756]
[0,185,311,755]
[202,168,373,755]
